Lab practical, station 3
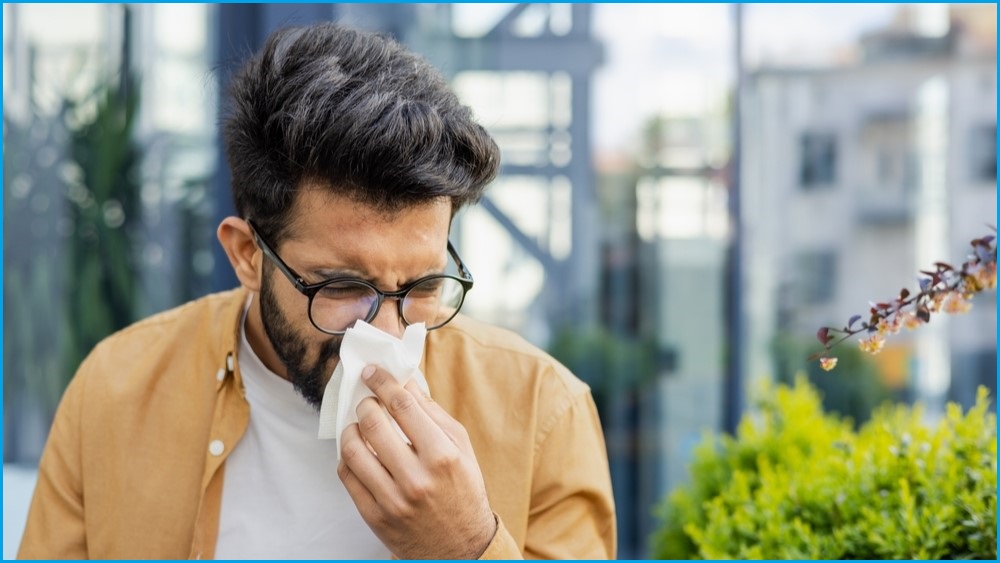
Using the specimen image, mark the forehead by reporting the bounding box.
[286,184,451,237]
[276,184,453,280]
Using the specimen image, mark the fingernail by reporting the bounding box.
[362,366,376,379]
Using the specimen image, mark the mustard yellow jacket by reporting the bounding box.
[18,288,616,559]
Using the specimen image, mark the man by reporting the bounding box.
[18,23,616,560]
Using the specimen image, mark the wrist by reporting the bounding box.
[467,510,499,559]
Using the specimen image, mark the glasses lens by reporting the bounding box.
[309,280,378,333]
[401,276,467,329]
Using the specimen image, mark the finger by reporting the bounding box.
[337,459,380,518]
[339,421,398,504]
[362,366,451,451]
[403,378,468,446]
[355,396,419,478]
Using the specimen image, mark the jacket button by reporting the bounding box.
[209,440,225,456]
[216,368,225,382]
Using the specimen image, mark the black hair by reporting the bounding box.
[223,23,500,244]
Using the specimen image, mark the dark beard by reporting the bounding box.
[259,272,342,410]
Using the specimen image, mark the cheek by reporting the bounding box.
[262,274,313,344]
[278,287,341,350]
[270,274,312,324]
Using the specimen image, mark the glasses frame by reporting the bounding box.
[247,220,474,335]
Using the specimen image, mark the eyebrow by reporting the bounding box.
[310,265,446,288]
[311,267,368,280]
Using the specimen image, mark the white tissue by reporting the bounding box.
[317,320,430,459]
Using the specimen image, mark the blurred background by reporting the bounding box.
[2,3,996,558]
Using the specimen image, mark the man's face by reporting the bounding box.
[257,186,452,408]
[258,265,339,409]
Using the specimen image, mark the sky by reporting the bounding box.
[590,3,901,152]
[451,3,905,152]
[7,2,917,154]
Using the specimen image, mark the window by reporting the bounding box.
[949,349,997,410]
[794,250,837,305]
[799,131,838,188]
[969,123,997,182]
[876,148,893,185]
[859,115,911,193]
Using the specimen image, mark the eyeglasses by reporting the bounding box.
[248,220,474,335]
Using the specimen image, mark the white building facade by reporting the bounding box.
[742,17,997,411]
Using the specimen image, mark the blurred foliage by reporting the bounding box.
[62,76,143,384]
[772,331,890,426]
[3,74,142,435]
[4,111,72,438]
[651,376,997,559]
[548,324,657,412]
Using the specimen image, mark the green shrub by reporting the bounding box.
[651,377,997,559]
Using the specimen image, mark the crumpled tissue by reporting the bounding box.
[317,320,429,459]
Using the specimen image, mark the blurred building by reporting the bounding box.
[742,4,997,413]
[590,68,733,552]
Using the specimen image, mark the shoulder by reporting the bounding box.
[425,314,592,438]
[97,289,244,348]
[77,289,247,397]
[431,314,588,393]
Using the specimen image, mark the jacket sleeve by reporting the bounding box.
[477,513,525,560]
[479,390,617,560]
[524,391,616,559]
[17,367,89,559]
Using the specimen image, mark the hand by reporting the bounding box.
[337,366,497,559]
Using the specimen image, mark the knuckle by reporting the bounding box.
[449,421,471,443]
[401,478,433,504]
[408,382,433,402]
[385,496,416,521]
[358,412,384,435]
[428,450,462,474]
[388,392,418,416]
[341,441,366,464]
[439,416,471,446]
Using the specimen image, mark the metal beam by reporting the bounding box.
[479,196,560,274]
[723,3,746,434]
[445,36,603,74]
[484,3,533,38]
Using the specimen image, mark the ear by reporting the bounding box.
[217,216,262,292]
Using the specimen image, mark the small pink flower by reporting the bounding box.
[898,311,922,330]
[859,335,886,355]
[981,263,997,289]
[876,318,890,336]
[819,357,838,371]
[943,293,972,314]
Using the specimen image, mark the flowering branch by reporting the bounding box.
[811,227,997,371]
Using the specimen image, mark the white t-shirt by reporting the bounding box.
[214,305,390,560]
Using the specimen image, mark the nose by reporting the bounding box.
[368,296,406,338]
